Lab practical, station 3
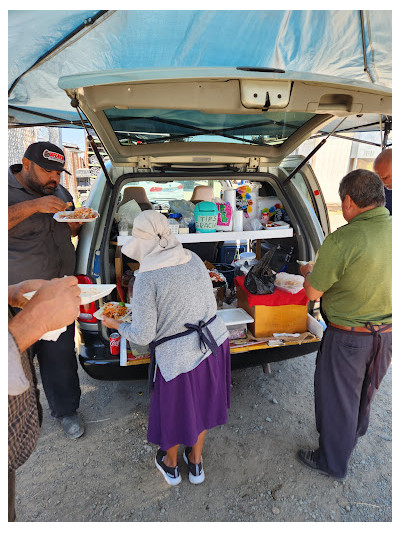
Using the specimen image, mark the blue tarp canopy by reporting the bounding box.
[8,10,392,132]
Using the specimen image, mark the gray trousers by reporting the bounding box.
[314,325,392,478]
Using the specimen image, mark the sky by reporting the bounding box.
[61,127,86,152]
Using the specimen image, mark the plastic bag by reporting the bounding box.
[115,199,142,227]
[243,216,264,231]
[169,199,195,219]
[274,272,304,294]
[244,247,277,295]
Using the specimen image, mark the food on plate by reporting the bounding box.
[60,207,98,220]
[102,302,130,320]
[208,270,226,287]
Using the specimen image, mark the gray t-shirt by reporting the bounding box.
[119,252,229,382]
[8,165,76,284]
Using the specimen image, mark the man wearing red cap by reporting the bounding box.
[8,141,85,439]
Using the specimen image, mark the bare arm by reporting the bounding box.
[8,196,71,230]
[300,264,324,302]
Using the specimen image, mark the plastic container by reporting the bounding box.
[216,243,247,264]
[236,182,261,219]
[168,214,180,234]
[194,201,218,233]
[213,263,235,288]
[239,251,257,265]
[216,308,254,340]
[118,216,129,236]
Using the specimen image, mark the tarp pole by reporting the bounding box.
[283,118,347,185]
[71,100,114,189]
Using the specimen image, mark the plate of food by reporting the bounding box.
[208,269,226,288]
[23,283,116,306]
[54,206,100,222]
[261,220,290,229]
[94,302,132,322]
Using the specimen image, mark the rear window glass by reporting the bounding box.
[103,108,316,147]
[119,180,223,208]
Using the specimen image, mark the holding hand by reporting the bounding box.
[8,276,81,353]
[300,263,314,278]
[8,279,49,308]
[102,316,121,330]
[27,276,81,333]
[33,196,71,214]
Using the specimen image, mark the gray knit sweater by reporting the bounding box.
[118,252,229,382]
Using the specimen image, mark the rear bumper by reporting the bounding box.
[77,328,320,381]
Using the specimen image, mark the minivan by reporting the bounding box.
[58,68,391,379]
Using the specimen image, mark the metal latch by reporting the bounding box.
[248,157,260,169]
[138,156,151,169]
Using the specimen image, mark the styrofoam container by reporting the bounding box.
[216,308,254,326]
[217,308,254,339]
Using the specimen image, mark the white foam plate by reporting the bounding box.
[216,308,254,326]
[94,302,132,322]
[78,284,116,305]
[53,209,99,222]
[261,220,290,229]
[23,283,116,306]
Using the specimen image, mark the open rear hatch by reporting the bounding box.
[59,68,391,172]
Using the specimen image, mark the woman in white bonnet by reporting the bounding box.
[103,210,231,486]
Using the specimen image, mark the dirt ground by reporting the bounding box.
[15,349,392,523]
[14,207,391,523]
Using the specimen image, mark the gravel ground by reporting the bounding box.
[15,350,392,523]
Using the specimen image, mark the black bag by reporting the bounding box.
[244,247,277,295]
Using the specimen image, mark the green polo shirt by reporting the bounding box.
[309,206,391,327]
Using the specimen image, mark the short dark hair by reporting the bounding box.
[339,169,385,208]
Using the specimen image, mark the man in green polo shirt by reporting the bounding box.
[297,168,392,480]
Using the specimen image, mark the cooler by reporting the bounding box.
[234,275,308,337]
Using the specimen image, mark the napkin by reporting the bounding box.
[39,327,66,342]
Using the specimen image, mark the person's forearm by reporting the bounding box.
[8,200,39,230]
[8,308,46,352]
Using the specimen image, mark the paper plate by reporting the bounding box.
[78,284,116,305]
[53,209,99,222]
[261,220,290,229]
[23,283,116,305]
[94,302,132,322]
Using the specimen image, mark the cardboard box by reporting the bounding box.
[236,285,308,338]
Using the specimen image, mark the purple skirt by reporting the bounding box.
[147,338,231,451]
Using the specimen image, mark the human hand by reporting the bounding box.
[8,277,81,352]
[25,276,81,333]
[300,263,314,277]
[67,221,84,237]
[33,196,71,214]
[102,316,121,330]
[8,279,49,308]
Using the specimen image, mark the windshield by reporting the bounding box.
[103,108,316,146]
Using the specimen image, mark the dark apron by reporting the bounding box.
[148,315,218,390]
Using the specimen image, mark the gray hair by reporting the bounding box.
[339,169,385,208]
